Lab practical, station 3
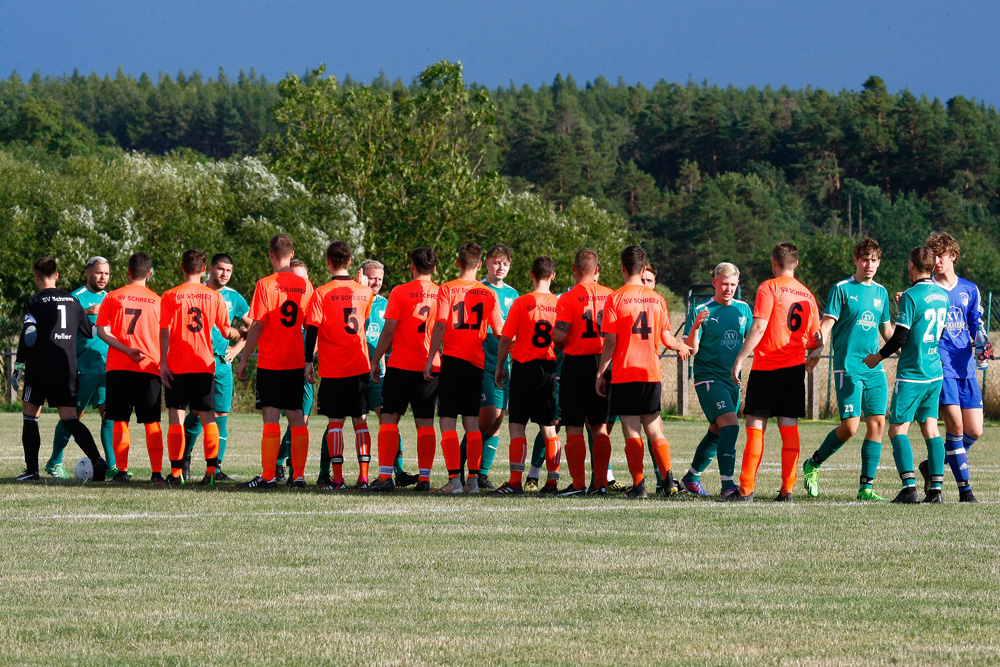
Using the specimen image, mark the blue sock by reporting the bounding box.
[963,434,977,452]
[945,432,971,490]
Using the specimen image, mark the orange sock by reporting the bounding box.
[509,436,528,484]
[565,433,586,489]
[545,437,561,482]
[113,421,130,473]
[592,433,612,488]
[441,430,461,478]
[624,438,645,485]
[355,426,371,481]
[377,423,399,481]
[261,423,281,481]
[739,426,765,493]
[167,424,184,477]
[203,422,220,476]
[326,420,345,481]
[779,424,800,494]
[416,426,436,482]
[467,431,483,475]
[651,437,672,479]
[144,422,163,473]
[291,425,309,480]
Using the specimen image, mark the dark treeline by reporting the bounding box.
[3,67,1000,302]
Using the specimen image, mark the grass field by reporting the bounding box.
[1,412,999,665]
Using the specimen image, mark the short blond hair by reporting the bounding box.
[714,262,740,278]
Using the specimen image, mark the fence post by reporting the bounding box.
[3,349,14,404]
[807,366,820,420]
[676,355,689,417]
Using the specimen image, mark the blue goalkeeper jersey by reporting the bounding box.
[933,275,985,379]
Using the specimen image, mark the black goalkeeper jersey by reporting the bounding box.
[16,288,93,382]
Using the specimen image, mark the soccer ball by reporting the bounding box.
[74,458,94,481]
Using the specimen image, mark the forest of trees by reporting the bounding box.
[2,64,999,317]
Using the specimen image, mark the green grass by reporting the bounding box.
[1,412,999,665]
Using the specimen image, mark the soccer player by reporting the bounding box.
[494,257,561,494]
[304,241,375,490]
[16,257,107,482]
[237,234,315,489]
[552,248,614,496]
[681,262,753,496]
[181,253,251,481]
[368,247,441,492]
[802,237,894,500]
[596,245,691,499]
[46,256,114,479]
[160,248,240,486]
[723,242,821,502]
[926,231,985,503]
[96,252,165,483]
[863,246,950,503]
[424,242,504,494]
[276,259,316,483]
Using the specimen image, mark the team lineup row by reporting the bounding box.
[14,231,989,503]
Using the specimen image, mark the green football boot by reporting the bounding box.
[45,462,71,479]
[857,487,887,501]
[802,459,820,498]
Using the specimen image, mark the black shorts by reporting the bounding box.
[609,381,661,416]
[508,359,557,426]
[22,369,76,409]
[381,367,439,419]
[256,367,306,411]
[318,374,369,418]
[164,372,213,412]
[105,370,162,423]
[438,355,483,418]
[558,354,611,427]
[743,364,805,418]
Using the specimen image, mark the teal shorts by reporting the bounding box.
[213,360,234,413]
[694,378,740,423]
[302,381,315,416]
[481,360,509,410]
[76,372,106,411]
[833,370,887,420]
[368,378,383,411]
[889,379,942,425]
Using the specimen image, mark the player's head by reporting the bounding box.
[269,234,294,269]
[852,236,881,280]
[209,253,234,288]
[457,242,483,271]
[360,259,384,295]
[410,247,437,277]
[290,259,309,279]
[530,256,555,284]
[641,262,657,288]
[572,248,600,282]
[620,245,647,277]
[926,231,960,277]
[33,256,58,288]
[485,244,512,281]
[908,246,936,280]
[128,252,152,281]
[85,256,110,291]
[181,248,207,277]
[771,242,799,275]
[712,262,740,304]
[326,241,352,272]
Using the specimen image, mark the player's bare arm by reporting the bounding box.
[731,317,768,385]
[806,316,835,370]
[96,325,144,364]
[595,332,617,397]
[236,319,264,381]
[684,307,709,354]
[423,321,446,381]
[158,328,173,388]
[662,330,691,360]
[495,336,513,389]
[370,318,399,382]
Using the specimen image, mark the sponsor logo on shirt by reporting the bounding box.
[874,298,882,310]
[857,311,877,332]
[723,330,740,350]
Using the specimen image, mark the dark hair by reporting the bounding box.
[531,256,555,280]
[853,236,882,260]
[326,241,352,270]
[620,245,647,276]
[573,248,599,275]
[458,242,483,270]
[643,262,657,276]
[33,256,57,278]
[269,234,294,258]
[211,253,234,266]
[128,252,152,279]
[772,242,799,269]
[410,247,437,274]
[909,246,936,274]
[485,243,512,263]
[926,231,960,259]
[182,248,207,275]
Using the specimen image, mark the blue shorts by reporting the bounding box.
[940,377,983,410]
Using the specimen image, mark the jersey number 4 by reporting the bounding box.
[631,311,652,340]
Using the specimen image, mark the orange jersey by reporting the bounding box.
[435,279,504,369]
[306,277,374,378]
[601,284,671,384]
[250,271,314,371]
[160,283,230,374]
[555,282,613,356]
[384,278,441,372]
[97,284,161,375]
[501,292,558,363]
[750,275,821,371]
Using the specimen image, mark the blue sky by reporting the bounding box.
[1,0,995,105]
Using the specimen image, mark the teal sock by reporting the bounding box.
[100,418,114,464]
[646,437,664,486]
[812,427,846,466]
[716,424,739,490]
[394,438,405,476]
[480,434,499,475]
[890,434,915,487]
[860,439,881,488]
[216,415,229,462]
[685,430,720,481]
[49,421,73,467]
[183,412,202,458]
[319,437,331,477]
[531,431,546,469]
[926,436,945,489]
[278,428,291,467]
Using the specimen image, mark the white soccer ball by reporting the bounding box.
[74,458,94,481]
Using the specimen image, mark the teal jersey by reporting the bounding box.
[211,286,250,357]
[365,294,388,357]
[824,277,891,377]
[73,285,108,374]
[684,298,753,382]
[482,280,519,371]
[894,279,949,382]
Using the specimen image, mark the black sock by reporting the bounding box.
[22,415,40,472]
[62,418,101,461]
